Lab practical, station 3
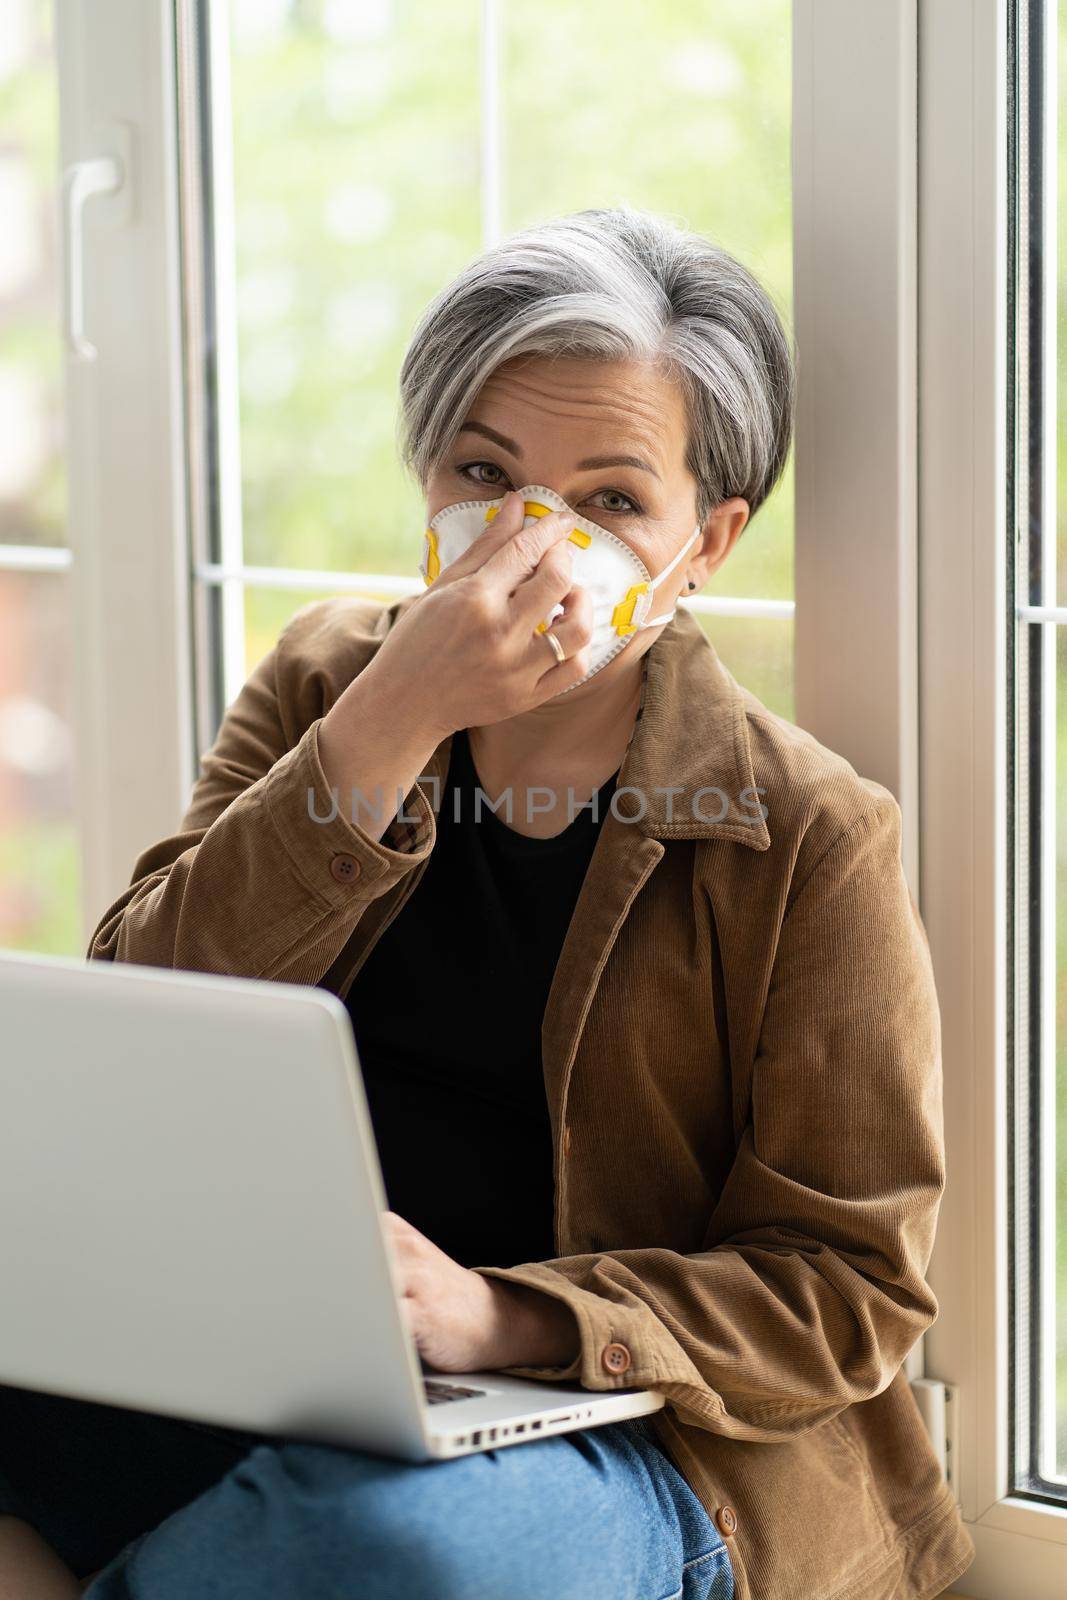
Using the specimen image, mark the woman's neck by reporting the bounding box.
[466,656,644,834]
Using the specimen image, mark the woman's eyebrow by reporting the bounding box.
[457,420,521,454]
[457,421,660,480]
[575,453,660,478]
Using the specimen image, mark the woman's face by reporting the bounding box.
[424,353,750,607]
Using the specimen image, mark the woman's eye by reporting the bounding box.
[591,489,638,515]
[459,461,509,488]
[456,465,636,512]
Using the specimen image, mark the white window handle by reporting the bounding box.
[62,155,124,363]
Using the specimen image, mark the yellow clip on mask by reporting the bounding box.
[419,484,700,691]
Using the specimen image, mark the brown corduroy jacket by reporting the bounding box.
[89,594,975,1600]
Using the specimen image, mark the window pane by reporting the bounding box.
[224,0,482,575]
[695,612,793,722]
[218,1,792,600]
[242,583,408,680]
[1056,630,1067,1477]
[1012,0,1067,1500]
[1056,0,1067,1480]
[1058,0,1067,610]
[0,570,80,954]
[0,0,65,548]
[0,4,79,956]
[500,0,793,606]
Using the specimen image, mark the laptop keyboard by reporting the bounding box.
[423,1378,487,1406]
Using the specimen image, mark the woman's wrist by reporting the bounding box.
[318,668,445,841]
[323,667,442,772]
[482,1279,581,1369]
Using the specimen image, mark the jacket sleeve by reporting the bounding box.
[472,795,945,1442]
[87,615,436,982]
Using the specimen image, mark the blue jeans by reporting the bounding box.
[0,1386,733,1599]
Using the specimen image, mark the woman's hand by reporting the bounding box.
[377,488,595,739]
[383,1211,580,1374]
[318,489,594,838]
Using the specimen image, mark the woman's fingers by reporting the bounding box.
[477,505,579,589]
[468,507,594,693]
[434,489,568,589]
[432,495,578,598]
[431,489,526,588]
[528,584,595,685]
[514,540,594,661]
[380,493,599,730]
[510,535,575,628]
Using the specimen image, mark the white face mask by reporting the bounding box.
[419,484,701,691]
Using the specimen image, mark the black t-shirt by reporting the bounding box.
[345,727,619,1269]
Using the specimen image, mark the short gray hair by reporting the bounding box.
[398,206,795,524]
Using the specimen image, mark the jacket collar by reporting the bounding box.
[386,594,770,850]
[615,605,770,848]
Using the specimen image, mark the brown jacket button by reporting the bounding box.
[329,853,361,884]
[715,1505,738,1539]
[601,1342,631,1375]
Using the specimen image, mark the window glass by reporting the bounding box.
[243,582,409,678]
[0,570,79,954]
[0,1,80,955]
[1013,0,1066,1497]
[1055,0,1067,1486]
[0,0,64,549]
[217,0,794,720]
[501,0,793,607]
[225,0,482,576]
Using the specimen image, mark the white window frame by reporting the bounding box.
[792,0,954,1458]
[920,0,1067,1593]
[50,0,194,934]
[920,0,1011,1558]
[43,0,1067,1585]
[793,0,919,883]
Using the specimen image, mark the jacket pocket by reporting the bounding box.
[826,1412,894,1564]
[658,1408,898,1600]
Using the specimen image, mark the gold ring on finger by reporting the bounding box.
[539,627,567,665]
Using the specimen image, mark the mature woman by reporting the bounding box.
[0,208,974,1600]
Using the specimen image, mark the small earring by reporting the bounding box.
[687,580,697,591]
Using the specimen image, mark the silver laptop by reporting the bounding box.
[0,951,662,1461]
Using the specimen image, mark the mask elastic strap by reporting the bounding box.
[639,525,702,630]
